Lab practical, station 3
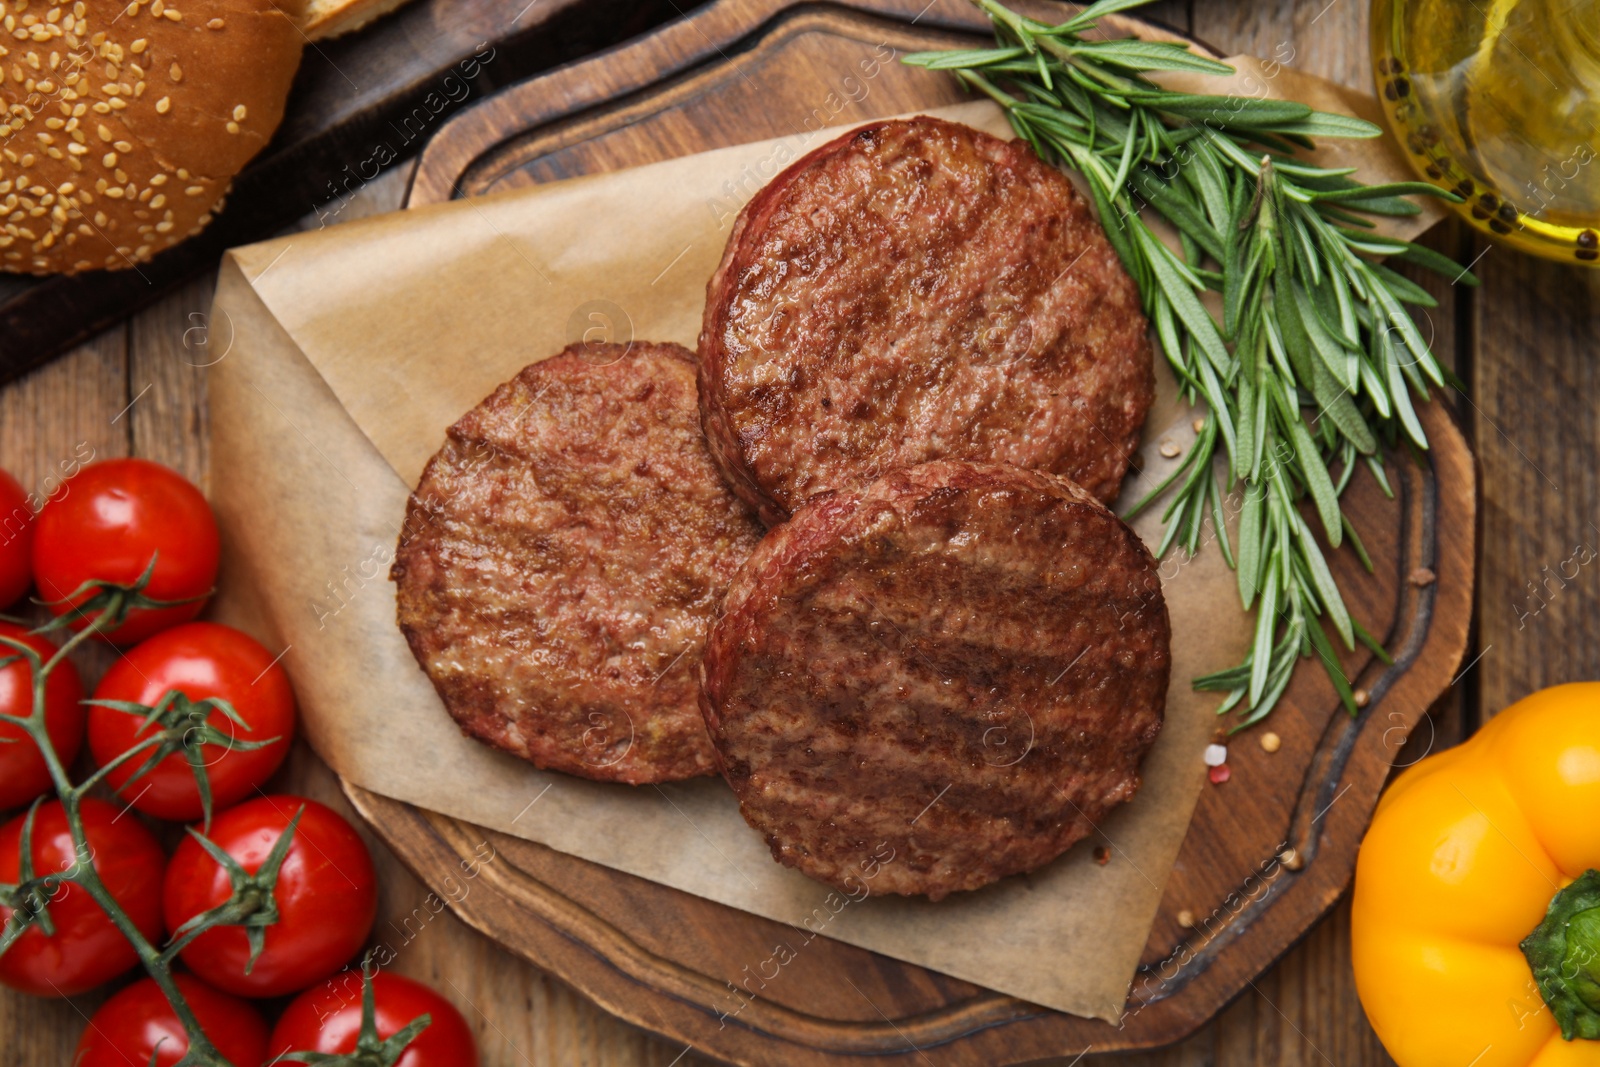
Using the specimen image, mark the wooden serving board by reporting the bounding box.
[341,0,1477,1061]
[0,0,700,386]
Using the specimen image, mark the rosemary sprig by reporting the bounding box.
[905,0,1474,729]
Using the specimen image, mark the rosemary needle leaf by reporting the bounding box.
[913,0,1468,727]
[1073,40,1237,74]
[1396,240,1481,284]
[1062,0,1174,31]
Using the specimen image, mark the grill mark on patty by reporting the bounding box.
[394,342,764,785]
[700,460,1169,898]
[700,116,1155,524]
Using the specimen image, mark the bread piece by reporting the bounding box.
[299,0,408,41]
[0,0,303,274]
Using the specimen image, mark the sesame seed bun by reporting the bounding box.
[0,0,303,274]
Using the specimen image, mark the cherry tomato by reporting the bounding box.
[271,971,479,1067]
[0,623,85,811]
[73,973,269,1067]
[33,458,219,645]
[88,623,297,822]
[0,466,31,608]
[163,795,377,998]
[0,798,165,996]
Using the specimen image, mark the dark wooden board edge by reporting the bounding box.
[0,0,708,386]
[407,0,1189,205]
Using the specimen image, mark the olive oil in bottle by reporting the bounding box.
[1371,0,1600,265]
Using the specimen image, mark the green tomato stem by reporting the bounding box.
[15,600,236,1066]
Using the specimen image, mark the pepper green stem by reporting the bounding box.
[1522,869,1600,1041]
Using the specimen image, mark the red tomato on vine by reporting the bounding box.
[33,459,219,645]
[163,795,377,998]
[0,798,165,996]
[89,622,297,823]
[271,970,480,1067]
[0,466,31,609]
[73,973,269,1067]
[0,623,84,811]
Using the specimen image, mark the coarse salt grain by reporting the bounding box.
[1203,743,1227,767]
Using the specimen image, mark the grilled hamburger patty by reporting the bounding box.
[699,460,1169,898]
[699,116,1155,524]
[392,343,764,785]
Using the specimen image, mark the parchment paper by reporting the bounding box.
[207,61,1440,1023]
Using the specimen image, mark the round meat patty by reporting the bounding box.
[392,342,764,785]
[699,460,1170,899]
[698,115,1155,525]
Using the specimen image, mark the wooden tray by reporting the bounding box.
[342,1,1477,1061]
[0,0,699,385]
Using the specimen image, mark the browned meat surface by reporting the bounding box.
[393,343,764,784]
[699,116,1154,525]
[700,460,1169,898]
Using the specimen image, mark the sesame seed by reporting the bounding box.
[1176,909,1195,929]
[224,120,237,134]
[153,95,167,113]
[161,8,177,19]
[129,36,144,52]
[205,16,221,27]
[149,0,160,13]
[167,61,178,80]
[99,151,111,166]
[148,173,164,185]
[112,140,128,151]
[183,184,200,195]
[103,184,121,197]
[1159,440,1181,459]
[1260,732,1281,753]
[231,104,244,121]
[94,121,107,139]
[1353,688,1370,708]
[147,192,162,208]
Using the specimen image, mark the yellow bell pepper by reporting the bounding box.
[1353,683,1600,1066]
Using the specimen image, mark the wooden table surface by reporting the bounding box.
[3,0,1595,1063]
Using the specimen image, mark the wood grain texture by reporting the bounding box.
[0,0,1505,1064]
